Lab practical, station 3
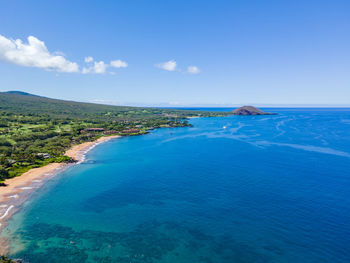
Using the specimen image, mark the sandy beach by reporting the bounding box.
[0,135,120,254]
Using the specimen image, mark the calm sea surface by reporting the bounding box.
[3,108,350,263]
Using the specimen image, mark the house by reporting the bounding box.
[121,129,140,134]
[103,130,119,135]
[7,159,16,164]
[37,153,52,159]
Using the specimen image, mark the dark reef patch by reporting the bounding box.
[11,221,272,263]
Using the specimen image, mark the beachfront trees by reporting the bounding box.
[0,167,9,182]
[0,255,18,263]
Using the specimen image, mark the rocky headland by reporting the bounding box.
[232,106,276,115]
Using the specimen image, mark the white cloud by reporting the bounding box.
[155,60,200,75]
[84,56,93,63]
[187,66,200,74]
[156,60,177,71]
[110,59,128,68]
[83,59,128,74]
[93,61,108,74]
[82,61,108,74]
[0,34,79,72]
[82,68,91,74]
[0,35,130,75]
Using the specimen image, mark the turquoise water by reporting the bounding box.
[3,109,350,262]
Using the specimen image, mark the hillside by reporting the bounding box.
[0,91,219,120]
[0,92,230,181]
[232,106,275,115]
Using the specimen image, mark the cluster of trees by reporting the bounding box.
[0,92,229,181]
[0,255,19,263]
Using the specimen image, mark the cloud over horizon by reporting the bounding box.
[82,61,108,74]
[187,66,200,74]
[82,59,128,74]
[84,56,94,63]
[110,59,128,68]
[156,60,177,71]
[0,34,79,73]
[156,60,200,75]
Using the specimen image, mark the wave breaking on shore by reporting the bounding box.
[0,135,120,254]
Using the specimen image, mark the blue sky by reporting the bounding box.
[0,0,349,106]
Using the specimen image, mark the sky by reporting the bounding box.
[0,0,349,107]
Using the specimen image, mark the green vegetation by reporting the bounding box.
[0,255,17,263]
[0,92,230,181]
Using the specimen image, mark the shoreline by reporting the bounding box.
[0,135,120,254]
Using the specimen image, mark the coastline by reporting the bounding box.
[0,135,120,254]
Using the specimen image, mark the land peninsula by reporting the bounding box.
[0,91,230,182]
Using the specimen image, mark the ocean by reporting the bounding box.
[2,108,350,262]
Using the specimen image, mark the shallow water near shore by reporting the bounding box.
[2,108,350,262]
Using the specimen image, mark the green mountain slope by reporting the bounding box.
[0,92,219,120]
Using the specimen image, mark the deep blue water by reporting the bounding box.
[3,108,350,262]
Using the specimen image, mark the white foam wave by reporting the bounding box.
[274,117,295,137]
[229,122,247,133]
[20,187,33,190]
[256,141,350,158]
[0,205,14,220]
[341,119,350,124]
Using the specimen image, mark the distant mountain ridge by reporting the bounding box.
[5,90,43,97]
[0,91,229,120]
[0,90,151,118]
